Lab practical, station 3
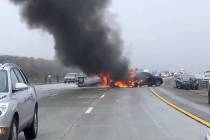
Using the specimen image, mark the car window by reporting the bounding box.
[14,69,25,83]
[142,72,152,78]
[0,70,8,92]
[182,75,195,81]
[137,72,152,79]
[19,69,29,84]
[66,73,77,78]
[10,70,19,90]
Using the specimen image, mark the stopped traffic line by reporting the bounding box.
[149,88,210,128]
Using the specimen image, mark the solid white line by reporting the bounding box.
[100,95,105,98]
[85,107,94,114]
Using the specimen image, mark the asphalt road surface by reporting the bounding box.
[18,85,207,140]
[160,78,210,122]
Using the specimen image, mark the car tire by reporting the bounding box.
[176,82,178,88]
[24,109,38,139]
[155,80,162,86]
[195,85,199,90]
[176,82,179,88]
[9,117,18,140]
[148,84,153,87]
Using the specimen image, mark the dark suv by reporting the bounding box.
[136,72,163,86]
[175,74,199,90]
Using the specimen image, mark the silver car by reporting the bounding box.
[206,128,210,140]
[0,63,38,140]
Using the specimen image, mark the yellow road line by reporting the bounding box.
[149,88,210,128]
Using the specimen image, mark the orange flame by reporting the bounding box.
[114,81,129,88]
[99,70,143,88]
[99,73,111,88]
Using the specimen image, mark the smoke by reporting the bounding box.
[10,0,129,80]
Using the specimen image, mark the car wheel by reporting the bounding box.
[9,117,18,140]
[184,86,189,90]
[155,80,162,86]
[24,109,38,139]
[148,84,153,87]
[175,82,179,88]
[195,85,199,90]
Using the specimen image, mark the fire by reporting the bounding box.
[114,81,129,88]
[99,70,143,88]
[99,73,111,87]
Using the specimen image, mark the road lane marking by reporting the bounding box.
[100,95,105,98]
[149,88,210,128]
[50,93,58,97]
[85,107,94,114]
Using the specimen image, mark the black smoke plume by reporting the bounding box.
[10,0,129,80]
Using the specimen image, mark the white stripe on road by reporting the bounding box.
[50,93,58,97]
[85,107,94,114]
[100,95,105,98]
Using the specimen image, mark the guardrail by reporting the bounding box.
[198,79,209,89]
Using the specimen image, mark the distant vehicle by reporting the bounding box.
[175,74,199,90]
[64,73,77,83]
[136,72,163,86]
[160,71,170,78]
[206,128,210,140]
[204,71,210,81]
[0,63,38,140]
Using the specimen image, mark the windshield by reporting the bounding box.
[0,70,8,93]
[66,73,76,77]
[182,75,196,81]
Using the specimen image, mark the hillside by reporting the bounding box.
[0,55,80,83]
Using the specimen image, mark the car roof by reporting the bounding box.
[0,63,21,71]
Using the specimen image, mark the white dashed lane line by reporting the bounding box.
[85,107,94,114]
[100,95,105,98]
[50,93,58,97]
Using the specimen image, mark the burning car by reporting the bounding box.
[99,70,144,88]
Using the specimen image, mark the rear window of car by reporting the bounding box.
[0,70,8,93]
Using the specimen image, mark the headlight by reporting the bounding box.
[0,103,8,117]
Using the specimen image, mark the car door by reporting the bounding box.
[10,69,28,129]
[13,68,35,124]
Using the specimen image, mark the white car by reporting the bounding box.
[64,73,77,83]
[0,63,38,140]
[206,128,210,140]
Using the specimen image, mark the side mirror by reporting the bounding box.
[15,83,28,91]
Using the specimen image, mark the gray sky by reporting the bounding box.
[0,0,210,72]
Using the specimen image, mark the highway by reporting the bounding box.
[17,83,208,140]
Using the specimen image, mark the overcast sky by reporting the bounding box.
[0,0,210,72]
